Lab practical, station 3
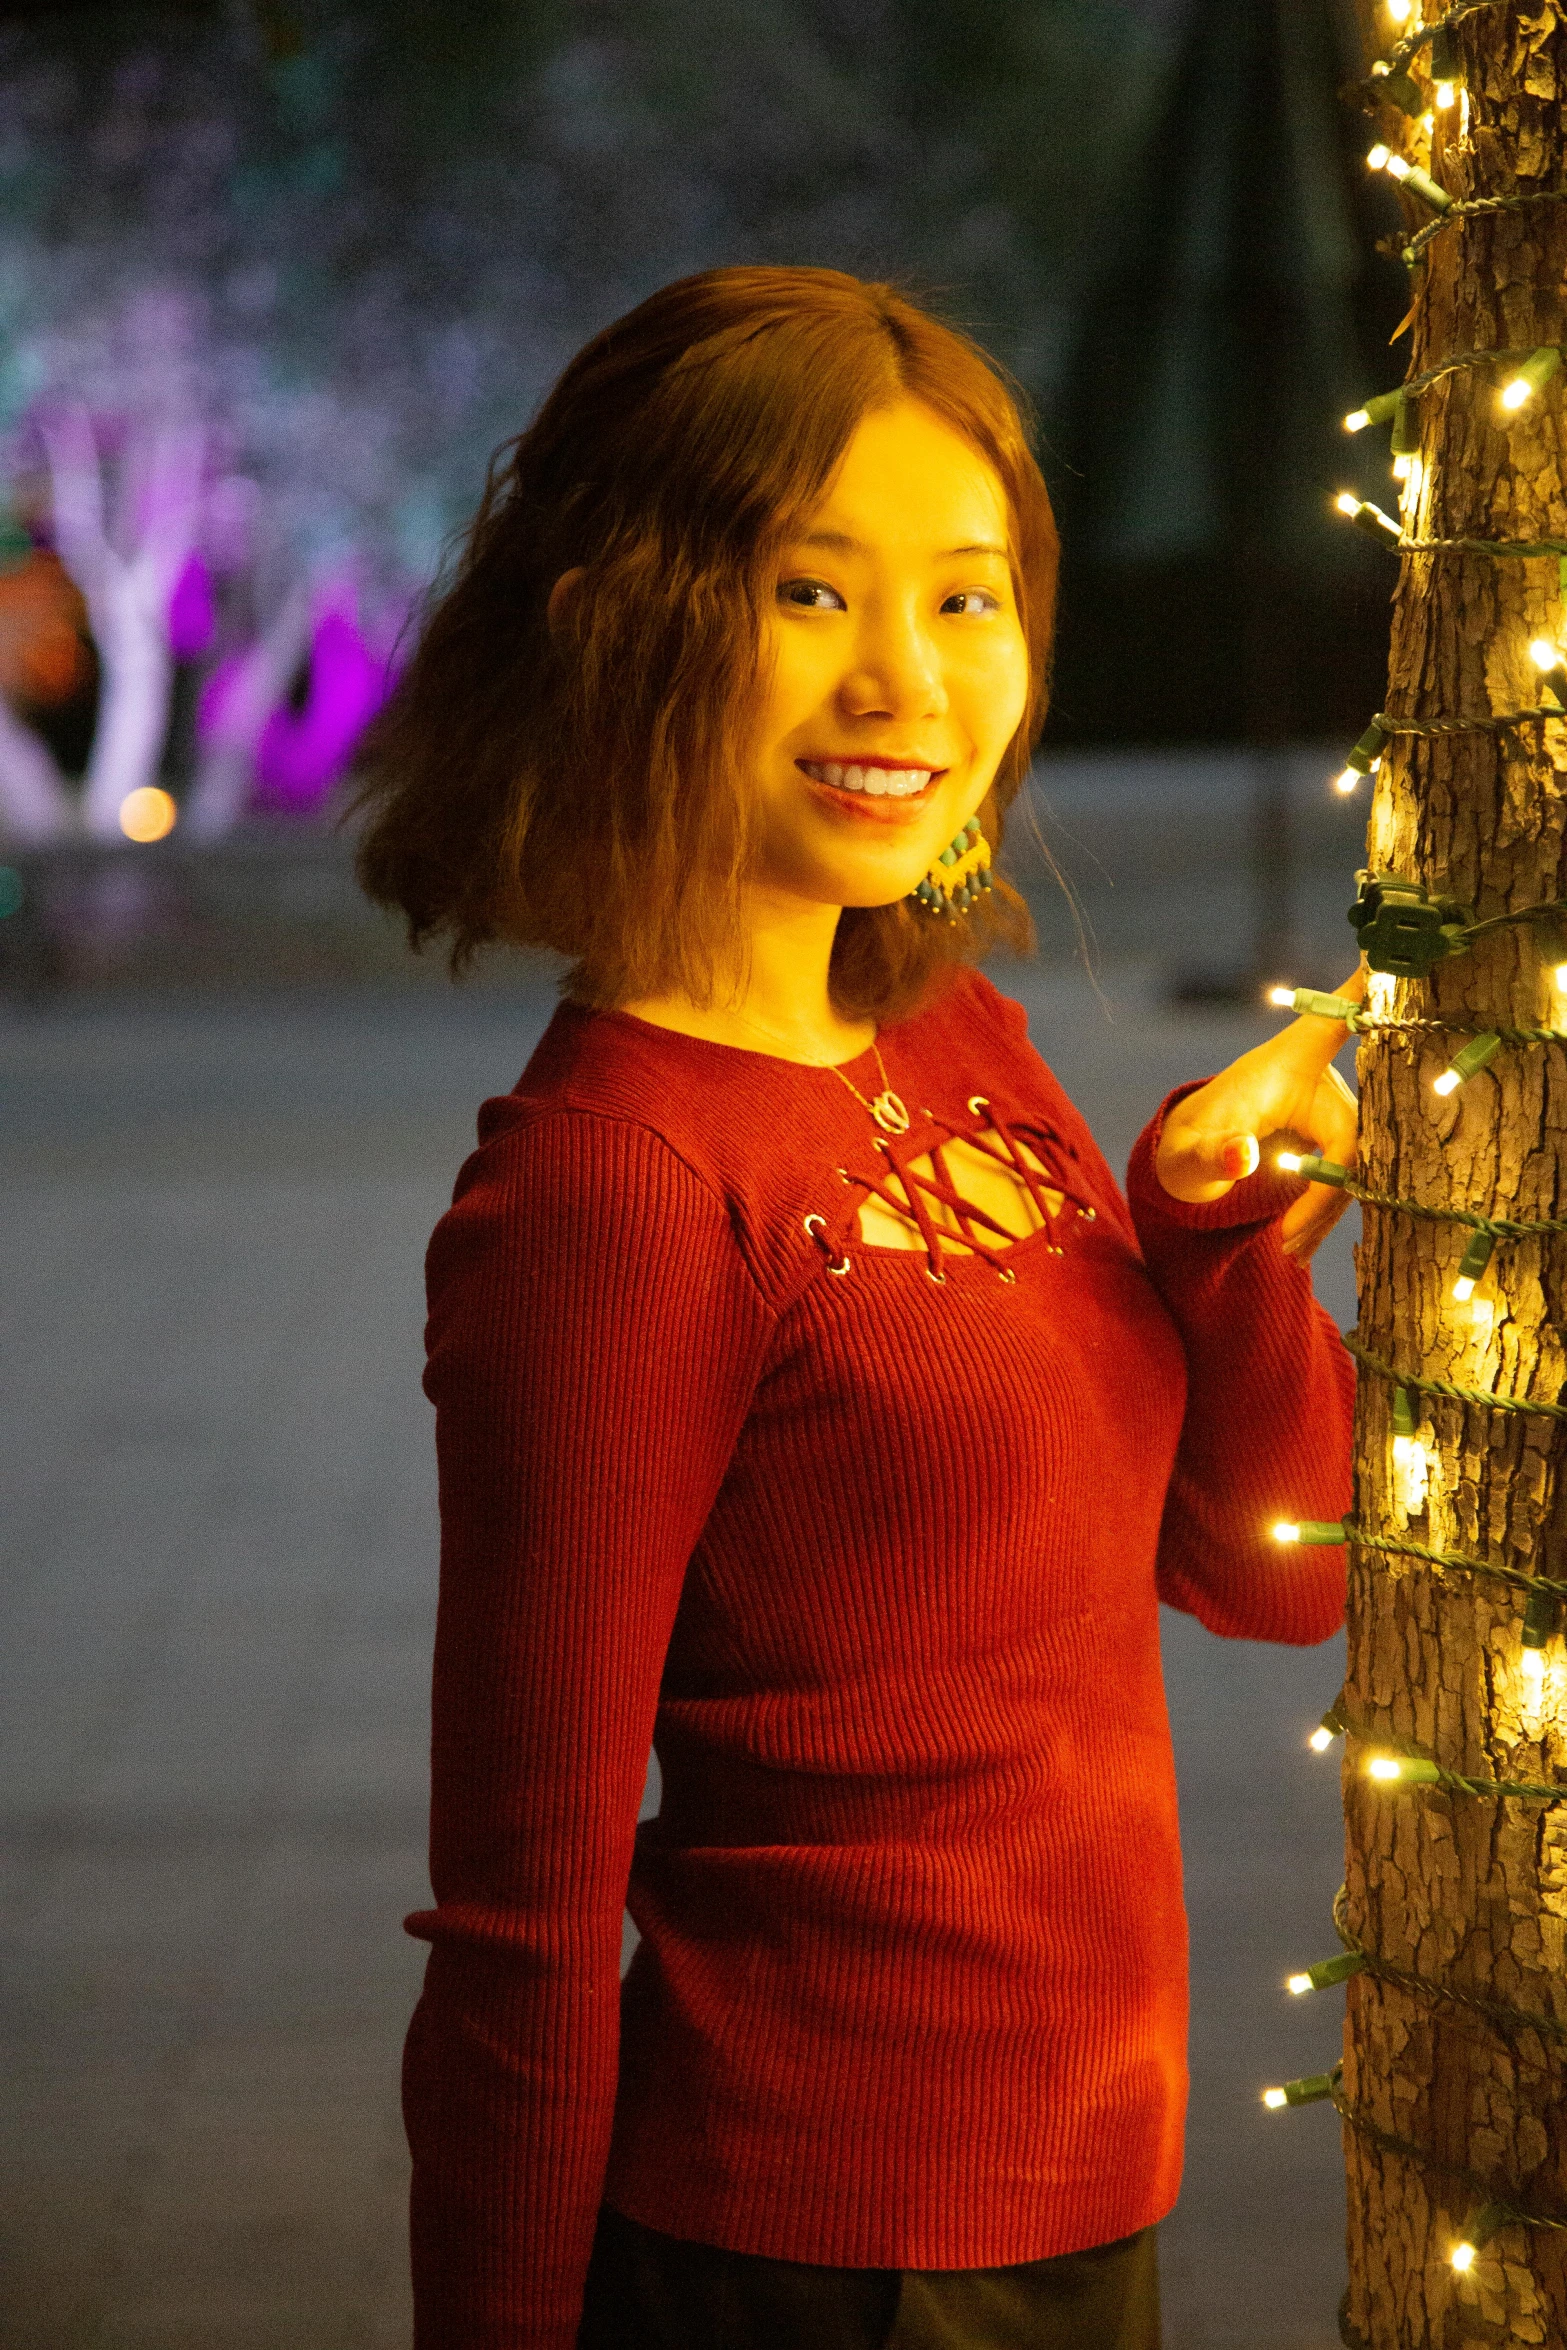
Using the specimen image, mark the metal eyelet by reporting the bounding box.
[802,1212,852,1276]
[996,1266,1018,1285]
[1077,1206,1097,1221]
[967,1095,989,1116]
[925,1267,947,1285]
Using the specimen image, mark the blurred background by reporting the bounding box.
[1,3,1409,2345]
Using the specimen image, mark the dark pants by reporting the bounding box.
[578,2201,1161,2350]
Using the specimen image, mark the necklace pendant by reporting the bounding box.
[871,1088,911,1136]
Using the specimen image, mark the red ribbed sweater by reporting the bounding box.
[404,967,1353,2349]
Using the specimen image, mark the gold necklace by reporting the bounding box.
[728,1011,912,1137]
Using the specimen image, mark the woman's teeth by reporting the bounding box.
[800,762,934,798]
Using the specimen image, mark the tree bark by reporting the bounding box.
[1340,7,1567,2345]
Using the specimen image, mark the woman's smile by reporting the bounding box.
[796,754,944,823]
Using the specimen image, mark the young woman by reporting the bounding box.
[355,266,1358,2350]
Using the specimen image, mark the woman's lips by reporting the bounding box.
[806,777,935,824]
[797,758,944,825]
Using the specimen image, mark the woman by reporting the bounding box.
[355,266,1357,2350]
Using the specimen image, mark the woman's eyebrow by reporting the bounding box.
[794,530,1009,558]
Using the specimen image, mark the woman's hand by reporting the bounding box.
[1154,967,1364,1263]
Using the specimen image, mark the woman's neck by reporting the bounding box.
[616,895,876,1064]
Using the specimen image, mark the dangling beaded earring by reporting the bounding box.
[910,818,994,918]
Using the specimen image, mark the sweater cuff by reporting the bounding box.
[1128,1081,1306,1234]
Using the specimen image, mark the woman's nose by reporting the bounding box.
[839,612,948,719]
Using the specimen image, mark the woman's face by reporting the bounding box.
[748,398,1030,911]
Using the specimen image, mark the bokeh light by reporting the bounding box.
[118,787,178,843]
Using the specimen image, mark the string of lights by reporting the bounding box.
[1251,4,1567,2316]
[1275,1512,1567,1606]
[1341,1328,1567,1425]
[1401,187,1567,269]
[1327,1886,1567,2049]
[1371,0,1506,79]
[1266,1151,1567,1307]
[1276,985,1567,1049]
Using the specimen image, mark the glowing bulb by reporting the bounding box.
[118,787,177,844]
[1522,1647,1547,1692]
[1309,1726,1335,1753]
[1392,453,1412,481]
[1530,637,1562,671]
[1419,111,1434,133]
[1555,964,1567,993]
[1336,490,1362,517]
[1452,1274,1477,1303]
[1384,153,1412,182]
[1262,2087,1288,2109]
[1435,80,1456,107]
[1276,1151,1304,1175]
[1452,2241,1476,2273]
[1366,143,1392,171]
[1499,347,1562,415]
[1333,767,1363,794]
[1368,1756,1402,1781]
[1272,1521,1302,1545]
[1432,1068,1460,1096]
[1343,407,1372,433]
[1386,0,1411,21]
[1286,1972,1313,1996]
[1392,1433,1430,1516]
[1268,984,1296,1008]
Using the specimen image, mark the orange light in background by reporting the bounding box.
[118,787,178,843]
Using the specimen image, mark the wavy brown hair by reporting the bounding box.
[352,265,1060,1018]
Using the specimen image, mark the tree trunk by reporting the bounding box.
[1339,8,1567,2345]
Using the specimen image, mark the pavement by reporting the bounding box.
[1,932,1363,2350]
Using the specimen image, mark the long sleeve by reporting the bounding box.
[404,1107,777,2350]
[1124,1086,1354,1644]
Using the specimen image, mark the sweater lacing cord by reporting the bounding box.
[813,1099,1098,1284]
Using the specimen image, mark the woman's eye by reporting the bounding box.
[941,589,1002,616]
[778,578,847,611]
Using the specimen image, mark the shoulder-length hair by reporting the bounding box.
[352,265,1059,1019]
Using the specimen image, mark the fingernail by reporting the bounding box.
[1224,1134,1260,1180]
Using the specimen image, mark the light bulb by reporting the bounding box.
[1386,0,1411,20]
[1268,984,1295,1008]
[1419,112,1434,133]
[1309,1725,1335,1753]
[1384,153,1412,182]
[1262,2087,1288,2109]
[1499,346,1562,415]
[1522,1647,1547,1692]
[1392,1433,1430,1516]
[1277,1151,1304,1175]
[1435,80,1455,107]
[1432,1068,1460,1096]
[1343,407,1372,433]
[1530,637,1562,671]
[1451,2241,1476,2273]
[1366,143,1392,172]
[1392,453,1412,480]
[1368,1756,1402,1781]
[1452,1274,1477,1303]
[1272,1521,1302,1545]
[1336,490,1362,517]
[1286,1973,1313,1996]
[1333,767,1363,794]
[1554,963,1567,992]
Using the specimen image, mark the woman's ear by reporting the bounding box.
[547,567,586,641]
